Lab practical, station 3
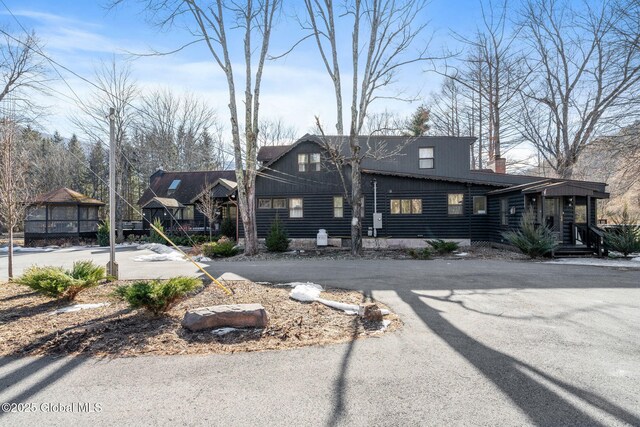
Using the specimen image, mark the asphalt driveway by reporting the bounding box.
[1,259,639,426]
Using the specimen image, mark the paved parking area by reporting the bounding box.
[0,246,204,281]
[0,258,638,426]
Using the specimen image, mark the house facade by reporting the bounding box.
[140,134,609,254]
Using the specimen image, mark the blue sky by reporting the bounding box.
[1,0,498,140]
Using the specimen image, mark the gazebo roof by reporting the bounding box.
[31,188,105,206]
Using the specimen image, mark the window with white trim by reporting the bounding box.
[333,196,343,218]
[289,198,303,218]
[258,199,272,209]
[298,153,321,172]
[419,147,434,169]
[273,198,287,209]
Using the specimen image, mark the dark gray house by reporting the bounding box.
[253,134,609,254]
[139,134,609,254]
[138,169,238,235]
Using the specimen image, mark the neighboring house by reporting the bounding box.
[137,169,238,234]
[24,188,104,245]
[139,134,609,254]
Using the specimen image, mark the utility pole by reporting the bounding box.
[107,107,118,279]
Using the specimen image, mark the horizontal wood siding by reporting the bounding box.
[487,192,525,243]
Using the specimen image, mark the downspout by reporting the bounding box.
[467,183,472,244]
[373,178,377,238]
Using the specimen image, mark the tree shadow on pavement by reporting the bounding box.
[398,289,640,427]
[326,289,373,427]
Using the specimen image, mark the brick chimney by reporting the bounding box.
[495,157,506,174]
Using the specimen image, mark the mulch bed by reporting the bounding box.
[0,280,400,357]
[211,245,531,262]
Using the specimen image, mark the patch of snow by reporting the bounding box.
[133,243,185,262]
[137,243,175,254]
[380,319,392,331]
[0,246,54,253]
[212,327,239,336]
[455,252,469,257]
[545,258,640,268]
[276,281,324,289]
[290,284,322,302]
[316,298,359,315]
[133,252,185,262]
[50,303,110,315]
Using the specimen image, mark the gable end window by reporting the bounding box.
[448,193,464,216]
[390,199,422,215]
[289,198,303,218]
[419,147,434,169]
[298,153,321,172]
[473,196,487,215]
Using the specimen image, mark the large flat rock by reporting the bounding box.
[182,303,269,332]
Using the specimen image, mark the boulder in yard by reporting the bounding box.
[358,303,383,322]
[182,303,269,332]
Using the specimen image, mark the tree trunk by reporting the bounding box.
[350,158,363,256]
[8,226,13,280]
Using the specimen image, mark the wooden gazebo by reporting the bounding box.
[24,188,105,245]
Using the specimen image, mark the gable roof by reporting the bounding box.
[138,170,236,206]
[257,145,290,163]
[31,188,105,206]
[488,179,609,198]
[141,197,185,209]
[189,178,238,203]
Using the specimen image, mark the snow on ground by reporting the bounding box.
[0,246,54,253]
[132,243,186,262]
[50,303,110,315]
[545,257,640,268]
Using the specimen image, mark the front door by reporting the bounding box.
[544,197,563,243]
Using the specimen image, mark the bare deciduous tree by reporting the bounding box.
[121,0,281,255]
[71,59,138,241]
[195,182,223,240]
[303,0,431,255]
[0,119,30,279]
[518,0,640,178]
[258,117,298,147]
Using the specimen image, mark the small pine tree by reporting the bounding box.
[97,221,109,246]
[604,206,640,257]
[220,217,236,240]
[503,208,559,258]
[265,216,290,252]
[150,218,166,244]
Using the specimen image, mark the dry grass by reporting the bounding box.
[0,279,399,357]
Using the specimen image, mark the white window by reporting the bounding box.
[298,153,321,172]
[333,196,343,218]
[289,198,303,218]
[310,153,321,171]
[473,196,487,215]
[298,154,308,172]
[419,147,434,169]
[448,193,464,215]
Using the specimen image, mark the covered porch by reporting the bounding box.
[522,181,610,256]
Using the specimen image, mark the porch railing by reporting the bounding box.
[574,224,608,257]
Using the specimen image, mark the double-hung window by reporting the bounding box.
[333,196,344,218]
[448,194,464,215]
[289,198,303,218]
[419,147,434,169]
